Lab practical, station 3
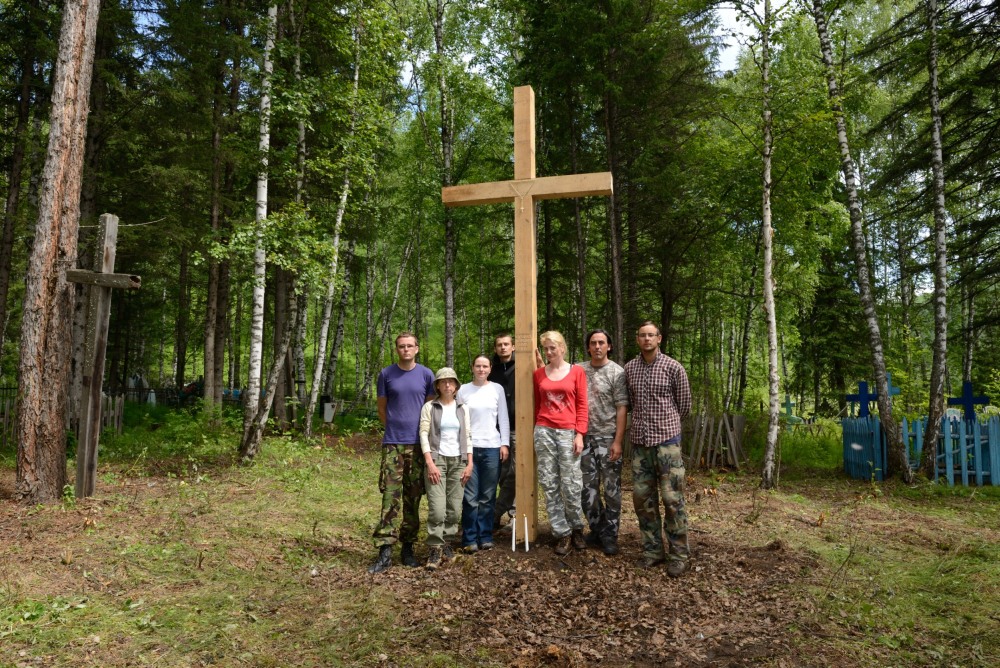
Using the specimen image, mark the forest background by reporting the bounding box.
[1,0,998,451]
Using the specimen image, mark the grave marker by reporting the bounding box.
[846,381,878,418]
[948,380,989,422]
[66,214,141,499]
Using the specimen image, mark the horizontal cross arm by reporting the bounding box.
[442,172,613,208]
[66,269,142,290]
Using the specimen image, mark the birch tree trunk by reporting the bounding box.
[921,0,949,477]
[15,0,102,504]
[810,0,906,477]
[304,24,362,436]
[735,227,761,412]
[324,239,355,399]
[759,0,781,490]
[241,277,297,461]
[241,2,277,449]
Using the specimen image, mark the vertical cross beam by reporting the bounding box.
[512,86,539,542]
[76,214,119,499]
[948,380,989,422]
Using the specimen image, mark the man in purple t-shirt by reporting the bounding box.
[368,332,436,574]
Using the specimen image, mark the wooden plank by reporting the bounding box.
[973,419,983,486]
[76,214,119,499]
[990,417,999,487]
[959,419,969,487]
[66,269,141,290]
[442,172,613,208]
[943,418,954,486]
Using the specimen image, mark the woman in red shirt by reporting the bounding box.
[533,330,589,556]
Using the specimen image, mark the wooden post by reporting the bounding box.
[69,214,141,498]
[442,85,613,542]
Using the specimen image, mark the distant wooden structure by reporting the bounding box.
[685,413,748,469]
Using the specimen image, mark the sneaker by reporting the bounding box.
[636,555,665,568]
[479,541,494,551]
[666,559,688,578]
[554,535,572,556]
[571,529,587,551]
[426,547,442,571]
[461,544,478,554]
[601,537,620,556]
[442,545,456,562]
[401,542,420,568]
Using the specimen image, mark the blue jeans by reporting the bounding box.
[462,447,501,547]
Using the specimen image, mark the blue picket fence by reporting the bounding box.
[842,416,1000,486]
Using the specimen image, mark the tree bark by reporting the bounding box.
[810,0,905,477]
[735,226,762,412]
[175,250,189,389]
[0,34,37,368]
[759,0,781,491]
[304,23,361,435]
[16,0,103,504]
[921,0,949,477]
[242,2,277,449]
[324,239,355,399]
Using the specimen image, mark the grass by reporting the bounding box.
[2,408,999,666]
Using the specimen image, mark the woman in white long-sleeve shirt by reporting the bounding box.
[457,354,510,551]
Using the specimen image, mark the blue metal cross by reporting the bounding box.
[846,381,878,418]
[885,373,901,398]
[782,394,796,417]
[947,380,989,421]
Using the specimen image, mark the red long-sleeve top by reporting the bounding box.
[533,364,588,434]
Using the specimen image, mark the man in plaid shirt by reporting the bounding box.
[623,321,692,576]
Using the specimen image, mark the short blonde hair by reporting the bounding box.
[539,330,567,354]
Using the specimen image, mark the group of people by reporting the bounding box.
[367,321,692,578]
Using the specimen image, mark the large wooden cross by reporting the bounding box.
[442,86,613,542]
[66,213,141,499]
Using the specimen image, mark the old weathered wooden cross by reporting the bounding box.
[66,213,141,498]
[442,86,613,542]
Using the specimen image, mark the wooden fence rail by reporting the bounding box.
[842,415,999,486]
[0,393,124,450]
[684,413,748,470]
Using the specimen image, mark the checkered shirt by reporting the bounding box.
[623,351,692,447]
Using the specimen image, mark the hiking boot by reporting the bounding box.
[585,531,602,547]
[442,545,455,562]
[425,547,442,571]
[571,529,587,551]
[666,559,688,578]
[461,544,478,554]
[367,545,393,574]
[479,541,494,551]
[554,534,572,556]
[636,555,665,569]
[601,537,620,556]
[401,542,420,568]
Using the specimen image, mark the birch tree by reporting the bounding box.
[15,0,102,503]
[809,0,906,479]
[240,2,277,456]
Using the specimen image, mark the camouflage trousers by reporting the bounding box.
[372,442,424,547]
[534,425,585,538]
[581,435,623,541]
[632,440,689,563]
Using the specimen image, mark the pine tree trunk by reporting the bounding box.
[604,102,626,360]
[15,0,102,504]
[242,2,277,448]
[810,0,906,477]
[759,0,781,491]
[175,250,189,389]
[921,0,949,477]
[0,37,37,371]
[735,227,761,412]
